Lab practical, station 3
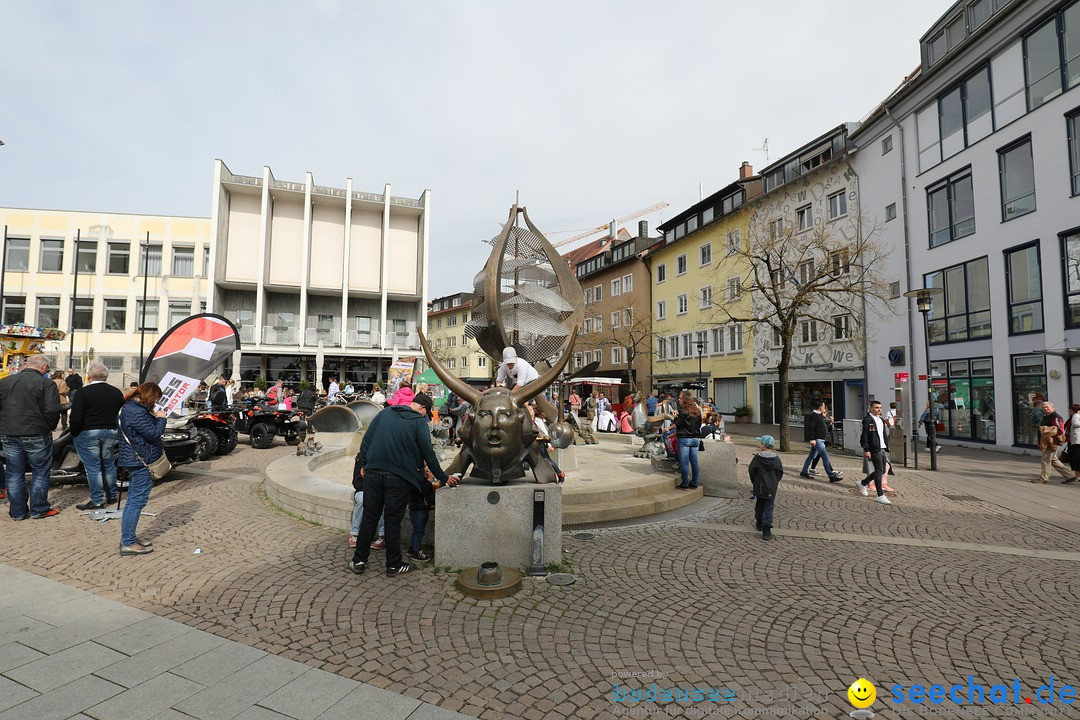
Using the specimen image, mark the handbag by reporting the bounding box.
[119,421,172,481]
[699,440,705,451]
[1060,444,1071,464]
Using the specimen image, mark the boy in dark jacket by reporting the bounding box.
[748,434,783,541]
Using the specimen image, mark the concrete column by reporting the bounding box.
[255,166,273,346]
[299,172,313,349]
[342,178,352,349]
[379,184,390,350]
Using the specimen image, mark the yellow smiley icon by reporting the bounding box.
[848,678,876,708]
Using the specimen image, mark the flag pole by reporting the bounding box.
[68,229,80,367]
[138,232,150,377]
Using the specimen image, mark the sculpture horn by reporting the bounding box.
[512,332,577,406]
[418,330,481,406]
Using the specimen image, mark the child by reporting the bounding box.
[408,465,438,562]
[748,434,783,541]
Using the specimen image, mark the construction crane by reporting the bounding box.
[550,202,669,248]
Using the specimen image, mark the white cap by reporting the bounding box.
[502,347,517,363]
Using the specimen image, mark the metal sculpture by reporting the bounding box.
[419,202,583,484]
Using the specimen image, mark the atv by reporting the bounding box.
[191,409,240,461]
[233,405,306,449]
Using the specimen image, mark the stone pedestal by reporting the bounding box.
[553,446,578,472]
[434,482,562,570]
[698,440,740,498]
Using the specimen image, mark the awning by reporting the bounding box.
[566,377,626,385]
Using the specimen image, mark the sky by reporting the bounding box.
[1,1,951,298]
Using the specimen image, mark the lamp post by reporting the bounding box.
[904,287,944,471]
[694,339,707,402]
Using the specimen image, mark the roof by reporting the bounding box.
[561,228,633,270]
[657,177,757,232]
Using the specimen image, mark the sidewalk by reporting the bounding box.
[0,563,471,720]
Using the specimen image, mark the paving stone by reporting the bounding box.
[233,707,296,720]
[0,614,56,646]
[0,674,124,720]
[173,655,309,720]
[315,684,422,720]
[170,640,266,686]
[0,641,46,673]
[257,668,357,720]
[97,629,229,688]
[3,640,126,693]
[84,672,205,720]
[94,616,195,656]
[0,674,39,712]
[20,597,150,654]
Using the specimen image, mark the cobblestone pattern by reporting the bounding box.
[2,439,1079,720]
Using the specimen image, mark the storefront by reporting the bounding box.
[1010,354,1045,447]
[757,377,862,426]
[929,357,996,443]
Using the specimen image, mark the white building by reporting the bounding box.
[854,0,1080,451]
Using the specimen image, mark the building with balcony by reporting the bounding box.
[422,292,493,387]
[209,160,431,390]
[0,208,211,384]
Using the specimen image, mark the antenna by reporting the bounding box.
[751,138,769,165]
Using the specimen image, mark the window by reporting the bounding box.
[40,239,64,272]
[594,285,602,301]
[882,135,893,154]
[702,207,714,225]
[446,315,456,327]
[969,0,992,31]
[677,294,688,315]
[107,243,129,274]
[170,301,191,327]
[656,338,666,361]
[830,250,850,276]
[999,137,1035,220]
[583,317,592,333]
[623,274,633,293]
[798,260,815,285]
[73,298,92,330]
[656,264,666,283]
[611,278,621,297]
[927,171,975,247]
[889,281,902,299]
[612,347,624,365]
[1005,243,1043,334]
[2,296,25,324]
[669,336,679,359]
[478,355,487,368]
[76,241,97,273]
[710,327,722,354]
[624,308,633,326]
[939,67,993,159]
[139,245,163,275]
[435,318,442,329]
[1070,110,1080,196]
[727,230,740,255]
[699,243,712,266]
[584,288,592,304]
[727,324,744,352]
[676,255,687,275]
[700,286,712,309]
[833,314,852,340]
[136,299,159,331]
[1064,231,1080,327]
[771,269,787,290]
[594,315,602,332]
[925,256,991,343]
[103,299,127,330]
[611,311,621,329]
[1025,16,1063,110]
[203,246,210,276]
[36,296,60,328]
[796,205,813,232]
[316,314,333,331]
[5,238,29,271]
[462,312,469,323]
[770,219,784,240]
[172,247,194,277]
[1012,354,1045,446]
[461,356,469,368]
[727,277,741,300]
[695,331,708,356]
[886,203,897,222]
[682,334,692,357]
[447,358,456,370]
[827,191,847,220]
[799,320,818,344]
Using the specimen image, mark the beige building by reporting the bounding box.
[423,292,493,387]
[0,207,211,383]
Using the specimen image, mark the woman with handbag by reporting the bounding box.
[117,382,169,556]
[672,390,702,490]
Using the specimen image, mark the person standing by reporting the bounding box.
[65,368,83,397]
[568,390,582,417]
[71,362,125,510]
[266,379,284,405]
[748,435,783,540]
[327,378,340,402]
[348,393,459,576]
[856,400,892,504]
[370,383,386,407]
[496,347,539,391]
[225,379,236,406]
[920,401,942,453]
[117,382,167,555]
[1034,401,1073,484]
[296,384,319,415]
[1066,403,1080,483]
[208,375,228,411]
[646,391,659,416]
[0,354,62,520]
[52,371,70,430]
[672,390,702,490]
[799,401,843,482]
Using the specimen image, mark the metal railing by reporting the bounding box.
[304,328,341,347]
[384,332,420,351]
[262,326,299,345]
[238,325,255,343]
[345,330,381,349]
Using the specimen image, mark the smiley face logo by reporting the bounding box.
[848,678,876,708]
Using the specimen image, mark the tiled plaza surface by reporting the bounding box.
[3,430,1079,719]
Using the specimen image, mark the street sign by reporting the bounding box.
[894,372,909,383]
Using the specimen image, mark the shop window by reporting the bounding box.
[1012,355,1047,446]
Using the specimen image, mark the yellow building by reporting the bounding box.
[1,208,211,384]
[648,164,761,414]
[424,292,493,387]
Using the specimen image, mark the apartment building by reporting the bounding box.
[0,208,211,382]
[854,0,1080,450]
[424,292,493,387]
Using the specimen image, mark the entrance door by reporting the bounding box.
[759,383,774,425]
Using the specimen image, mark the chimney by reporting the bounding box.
[739,161,753,180]
[638,220,648,238]
[608,219,616,241]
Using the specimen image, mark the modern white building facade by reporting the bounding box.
[854,0,1080,450]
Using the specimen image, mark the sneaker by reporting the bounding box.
[798,473,813,479]
[348,560,366,575]
[828,475,843,483]
[408,548,432,563]
[387,562,416,576]
[935,445,942,453]
[105,496,118,505]
[762,528,773,540]
[0,488,6,500]
[348,535,357,548]
[808,469,819,476]
[76,500,105,511]
[370,537,385,550]
[30,508,60,519]
[831,471,843,478]
[859,482,870,497]
[875,495,893,505]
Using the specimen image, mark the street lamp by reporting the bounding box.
[904,287,944,471]
[694,339,707,401]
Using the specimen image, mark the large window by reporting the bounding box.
[2,296,25,324]
[1063,230,1080,327]
[76,240,97,273]
[103,299,127,331]
[927,171,975,247]
[107,243,130,274]
[73,298,93,330]
[5,238,29,271]
[136,299,160,331]
[929,357,996,443]
[36,296,60,328]
[827,191,847,220]
[172,247,194,277]
[1004,243,1043,334]
[1069,110,1080,196]
[925,256,991,343]
[1026,15,1064,110]
[796,205,813,232]
[939,67,993,158]
[40,239,64,272]
[999,137,1035,220]
[169,301,191,327]
[1012,355,1047,446]
[139,245,163,276]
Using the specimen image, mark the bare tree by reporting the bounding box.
[707,209,894,451]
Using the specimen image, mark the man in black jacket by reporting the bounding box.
[348,393,459,576]
[71,362,126,510]
[0,354,62,520]
[799,401,843,482]
[208,376,229,410]
[857,400,892,505]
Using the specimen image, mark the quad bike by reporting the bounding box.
[233,405,306,449]
[191,409,240,461]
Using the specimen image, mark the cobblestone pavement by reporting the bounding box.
[3,432,1080,720]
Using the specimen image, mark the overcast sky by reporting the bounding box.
[1,1,949,297]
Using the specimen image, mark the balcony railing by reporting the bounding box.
[304,328,341,347]
[262,326,299,345]
[345,330,381,349]
[384,332,420,351]
[238,325,255,344]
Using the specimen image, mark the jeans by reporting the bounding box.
[922,420,938,449]
[74,429,118,504]
[350,490,385,537]
[409,505,428,552]
[3,434,53,520]
[801,440,836,476]
[677,437,700,487]
[754,497,774,529]
[351,470,411,570]
[121,465,153,546]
